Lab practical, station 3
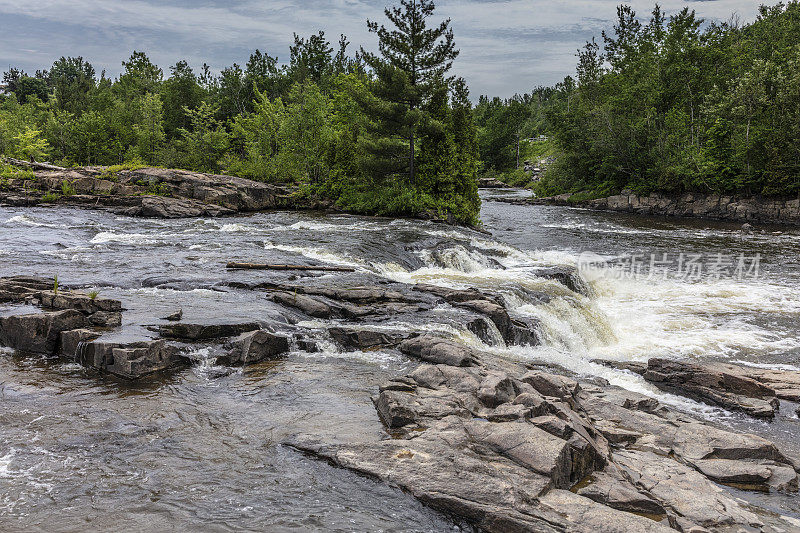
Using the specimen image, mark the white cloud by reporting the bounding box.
[0,0,765,97]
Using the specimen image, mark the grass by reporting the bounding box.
[53,275,59,295]
[98,159,148,181]
[41,192,60,202]
[61,180,75,196]
[0,162,36,181]
[88,290,99,300]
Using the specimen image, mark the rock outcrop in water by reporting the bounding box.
[0,164,325,218]
[4,269,800,531]
[599,358,800,420]
[290,354,800,532]
[0,276,291,378]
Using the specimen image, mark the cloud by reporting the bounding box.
[0,0,764,97]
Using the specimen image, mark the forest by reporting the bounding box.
[0,0,480,225]
[475,2,800,199]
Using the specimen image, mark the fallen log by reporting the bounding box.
[3,157,67,172]
[226,262,355,272]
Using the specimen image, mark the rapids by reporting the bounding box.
[1,188,799,531]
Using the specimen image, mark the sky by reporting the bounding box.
[0,0,766,98]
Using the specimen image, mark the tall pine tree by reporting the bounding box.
[359,0,458,186]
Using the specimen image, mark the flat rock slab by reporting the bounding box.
[644,358,780,418]
[158,322,261,341]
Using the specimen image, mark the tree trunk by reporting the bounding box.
[409,130,416,186]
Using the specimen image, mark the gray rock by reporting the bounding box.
[74,339,185,379]
[375,389,470,428]
[521,371,580,401]
[690,458,798,492]
[37,291,122,314]
[643,358,780,418]
[0,276,53,302]
[289,432,671,533]
[576,469,666,516]
[327,327,408,350]
[465,419,573,487]
[162,310,182,321]
[476,371,518,407]
[219,330,289,366]
[0,309,86,354]
[534,266,590,295]
[398,335,479,367]
[60,329,101,358]
[87,311,122,328]
[158,321,260,341]
[267,291,332,318]
[614,449,763,531]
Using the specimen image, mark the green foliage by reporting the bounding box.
[60,180,75,196]
[0,1,480,225]
[538,2,800,197]
[52,275,59,295]
[88,290,99,300]
[176,102,230,173]
[0,162,35,181]
[10,126,50,161]
[41,192,60,202]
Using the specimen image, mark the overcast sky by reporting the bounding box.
[0,0,764,98]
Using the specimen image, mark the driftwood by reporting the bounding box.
[226,262,355,272]
[3,157,67,172]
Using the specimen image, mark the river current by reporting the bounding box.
[1,189,799,531]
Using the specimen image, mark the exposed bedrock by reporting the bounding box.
[291,358,799,532]
[598,358,800,419]
[0,165,321,218]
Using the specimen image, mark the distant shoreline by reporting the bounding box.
[530,190,800,227]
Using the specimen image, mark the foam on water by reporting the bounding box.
[262,240,364,268]
[3,215,50,228]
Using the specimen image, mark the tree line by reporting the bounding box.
[0,0,480,224]
[476,2,800,199]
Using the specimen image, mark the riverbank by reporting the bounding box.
[533,190,800,226]
[0,159,332,218]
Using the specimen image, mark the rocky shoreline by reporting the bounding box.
[0,160,329,218]
[533,190,800,226]
[2,271,800,531]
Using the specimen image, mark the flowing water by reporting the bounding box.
[1,189,799,531]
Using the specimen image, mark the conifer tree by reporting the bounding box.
[360,0,459,186]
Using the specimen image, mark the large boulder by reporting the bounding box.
[73,338,185,379]
[219,330,290,366]
[398,335,480,367]
[0,309,86,354]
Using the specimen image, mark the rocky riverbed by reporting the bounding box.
[1,190,800,531]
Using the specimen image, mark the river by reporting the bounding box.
[1,189,799,531]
